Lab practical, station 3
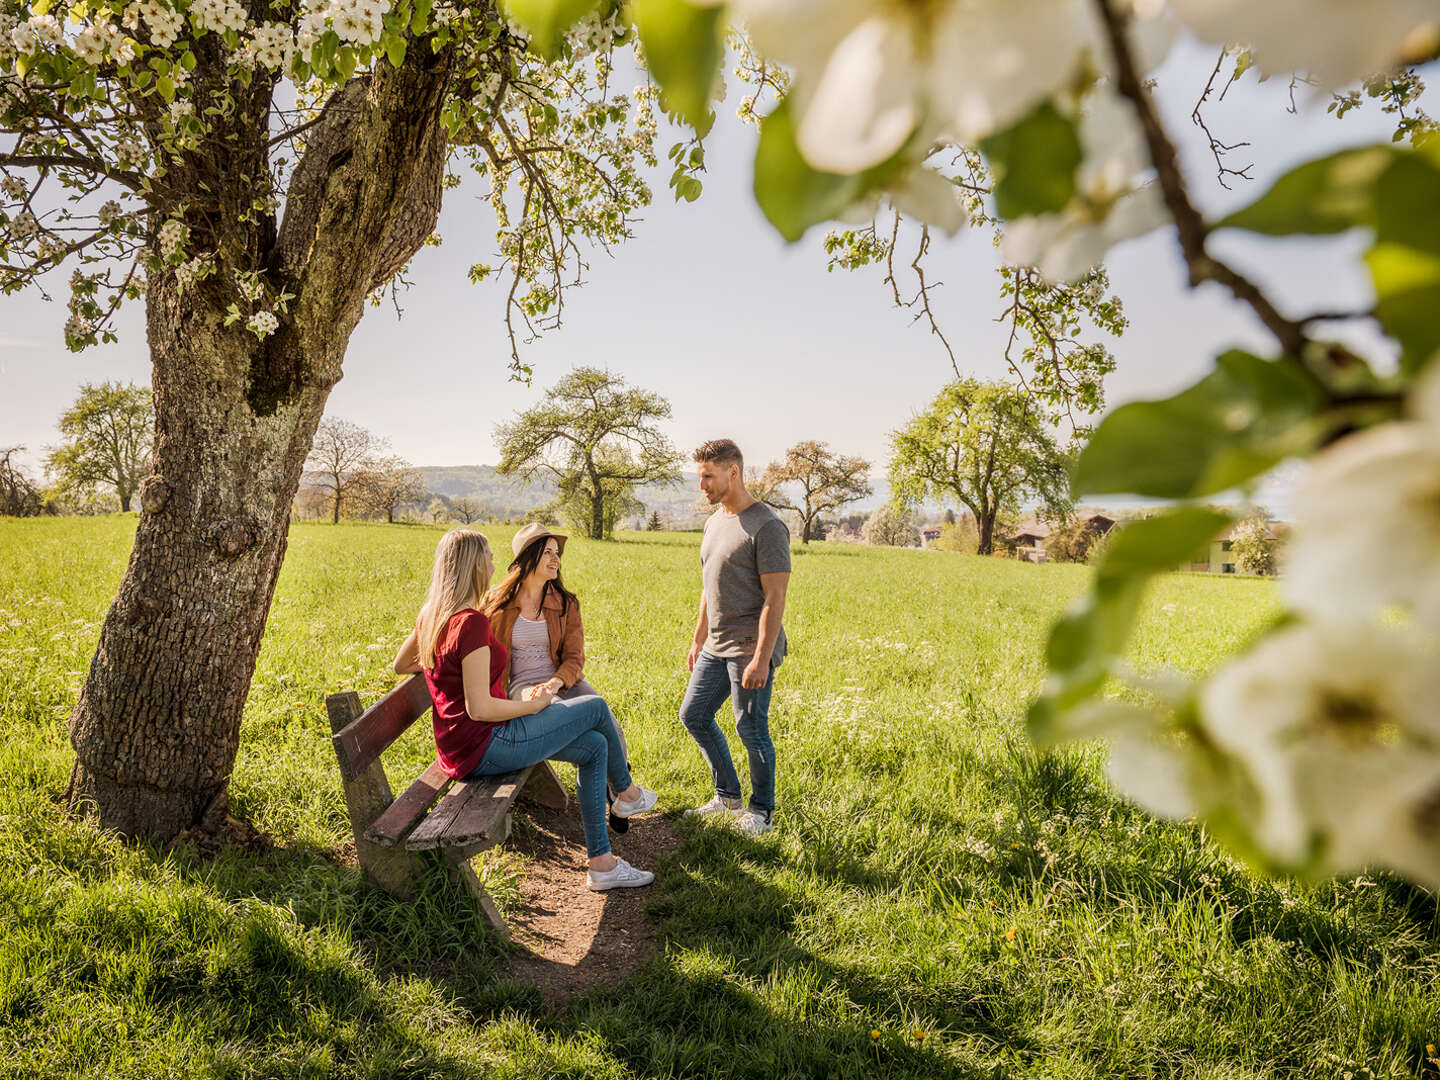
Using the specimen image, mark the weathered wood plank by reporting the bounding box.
[364,759,450,848]
[331,674,431,782]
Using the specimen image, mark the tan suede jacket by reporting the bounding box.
[489,590,586,690]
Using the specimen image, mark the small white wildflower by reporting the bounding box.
[246,310,279,338]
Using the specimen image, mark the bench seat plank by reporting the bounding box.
[364,759,451,848]
[405,766,528,851]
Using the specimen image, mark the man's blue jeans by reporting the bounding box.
[679,651,776,817]
[470,694,630,858]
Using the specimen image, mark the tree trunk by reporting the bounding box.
[590,491,605,540]
[65,280,333,838]
[977,512,995,556]
[66,52,453,841]
[118,490,132,513]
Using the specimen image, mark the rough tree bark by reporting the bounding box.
[65,46,454,839]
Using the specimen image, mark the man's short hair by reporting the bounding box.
[693,438,743,471]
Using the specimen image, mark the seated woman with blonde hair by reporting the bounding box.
[394,528,657,891]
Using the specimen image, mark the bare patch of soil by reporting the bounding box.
[503,802,680,1006]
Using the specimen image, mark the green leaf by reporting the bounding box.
[1215,145,1397,235]
[412,0,433,33]
[1072,350,1325,499]
[385,35,407,68]
[629,0,724,127]
[1367,242,1440,374]
[979,102,1082,220]
[501,0,599,58]
[157,75,175,102]
[335,44,357,80]
[1028,507,1232,744]
[754,99,896,243]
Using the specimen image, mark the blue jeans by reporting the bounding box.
[679,651,776,817]
[470,694,630,858]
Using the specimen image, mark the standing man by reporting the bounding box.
[680,438,791,835]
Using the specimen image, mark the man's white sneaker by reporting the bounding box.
[586,858,655,891]
[685,795,742,818]
[611,786,659,819]
[733,810,772,835]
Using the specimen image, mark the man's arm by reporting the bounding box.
[741,571,789,689]
[687,592,710,671]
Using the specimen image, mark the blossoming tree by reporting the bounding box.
[619,0,1440,887]
[1,0,658,838]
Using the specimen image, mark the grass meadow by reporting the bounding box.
[1,516,1438,1079]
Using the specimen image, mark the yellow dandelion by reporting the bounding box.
[1005,925,1017,941]
[869,1029,881,1041]
[912,1028,926,1041]
[1429,1043,1437,1056]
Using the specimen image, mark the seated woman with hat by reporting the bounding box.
[482,523,639,828]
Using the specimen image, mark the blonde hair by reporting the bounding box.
[415,529,492,668]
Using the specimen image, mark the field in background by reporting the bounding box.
[1,517,1436,1079]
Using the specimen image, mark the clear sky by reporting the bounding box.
[1,38,1425,498]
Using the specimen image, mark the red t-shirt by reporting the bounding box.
[423,609,509,779]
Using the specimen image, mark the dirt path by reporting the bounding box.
[503,803,681,1005]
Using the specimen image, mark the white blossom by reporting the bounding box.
[1171,0,1439,90]
[10,210,38,240]
[158,217,187,258]
[173,254,213,292]
[9,21,40,55]
[234,271,266,302]
[98,200,123,226]
[0,12,19,64]
[729,0,1172,175]
[1,175,25,200]
[190,0,247,36]
[115,139,146,169]
[138,1,185,47]
[1284,367,1440,634]
[999,93,1168,281]
[74,25,111,65]
[26,13,63,47]
[1200,621,1440,885]
[247,310,279,338]
[249,22,296,69]
[169,99,194,122]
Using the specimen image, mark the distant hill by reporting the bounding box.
[412,466,897,527]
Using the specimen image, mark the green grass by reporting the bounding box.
[1,516,1437,1079]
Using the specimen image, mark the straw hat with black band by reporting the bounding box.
[510,522,568,563]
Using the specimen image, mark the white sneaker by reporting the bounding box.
[733,809,773,835]
[586,858,655,891]
[685,795,742,818]
[611,786,658,819]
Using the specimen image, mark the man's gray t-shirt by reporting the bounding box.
[701,501,791,665]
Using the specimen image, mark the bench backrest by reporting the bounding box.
[330,673,432,781]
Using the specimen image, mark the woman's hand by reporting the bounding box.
[526,687,556,713]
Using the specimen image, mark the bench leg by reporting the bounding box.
[444,851,510,943]
[516,761,568,811]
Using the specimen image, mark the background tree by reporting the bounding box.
[647,509,665,531]
[0,447,46,517]
[1045,518,1102,564]
[1230,515,1280,576]
[890,379,1072,556]
[306,419,382,525]
[862,503,920,547]
[44,381,153,513]
[353,456,427,524]
[450,496,484,525]
[760,441,872,545]
[425,496,453,524]
[495,368,682,540]
[934,518,979,554]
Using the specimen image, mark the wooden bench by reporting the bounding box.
[326,674,568,940]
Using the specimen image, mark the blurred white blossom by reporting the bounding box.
[1000,93,1167,281]
[1171,0,1438,89]
[1284,367,1440,635]
[1201,621,1440,884]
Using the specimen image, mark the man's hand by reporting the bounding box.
[687,641,702,672]
[740,655,768,690]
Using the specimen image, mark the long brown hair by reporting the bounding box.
[482,535,576,619]
[415,529,492,668]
